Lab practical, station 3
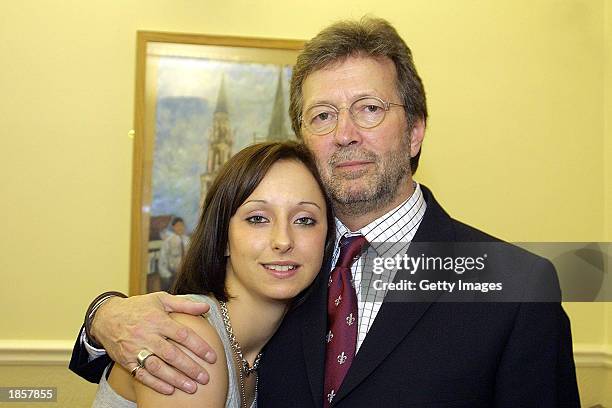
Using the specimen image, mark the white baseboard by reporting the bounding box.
[573,344,612,368]
[0,340,73,365]
[0,340,610,368]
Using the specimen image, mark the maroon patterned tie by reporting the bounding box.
[324,235,368,407]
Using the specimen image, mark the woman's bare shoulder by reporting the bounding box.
[134,311,229,408]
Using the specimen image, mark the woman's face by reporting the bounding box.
[225,159,328,303]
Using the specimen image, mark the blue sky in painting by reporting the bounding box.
[150,57,293,232]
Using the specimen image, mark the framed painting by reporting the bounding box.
[129,31,304,294]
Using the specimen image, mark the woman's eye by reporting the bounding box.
[295,217,316,226]
[246,215,268,224]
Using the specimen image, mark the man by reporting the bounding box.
[158,217,189,292]
[70,17,579,407]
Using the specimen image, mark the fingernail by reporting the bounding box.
[184,380,197,393]
[197,372,209,384]
[205,351,216,363]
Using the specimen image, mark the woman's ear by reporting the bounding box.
[224,246,230,257]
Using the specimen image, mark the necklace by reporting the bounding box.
[219,300,262,375]
[219,300,262,407]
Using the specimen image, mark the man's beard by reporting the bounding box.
[318,138,412,217]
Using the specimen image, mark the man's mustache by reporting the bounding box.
[328,148,378,166]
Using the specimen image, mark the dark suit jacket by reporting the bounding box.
[70,186,580,407]
[257,186,580,407]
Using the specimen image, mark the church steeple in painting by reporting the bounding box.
[200,74,233,202]
[266,68,290,141]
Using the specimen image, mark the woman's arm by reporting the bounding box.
[110,311,229,408]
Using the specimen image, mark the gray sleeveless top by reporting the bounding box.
[91,294,255,408]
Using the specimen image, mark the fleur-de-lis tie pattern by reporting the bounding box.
[324,235,368,407]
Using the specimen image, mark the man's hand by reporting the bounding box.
[90,292,217,394]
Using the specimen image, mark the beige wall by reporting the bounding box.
[603,0,611,402]
[0,0,610,406]
[607,0,612,242]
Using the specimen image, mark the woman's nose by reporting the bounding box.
[271,223,293,252]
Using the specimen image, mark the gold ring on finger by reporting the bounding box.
[136,349,156,368]
[130,365,143,378]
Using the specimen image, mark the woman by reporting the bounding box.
[93,142,335,407]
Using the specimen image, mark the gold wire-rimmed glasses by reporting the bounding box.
[300,96,405,136]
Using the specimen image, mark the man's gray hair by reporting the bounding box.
[289,16,428,173]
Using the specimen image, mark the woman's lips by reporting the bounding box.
[262,263,301,279]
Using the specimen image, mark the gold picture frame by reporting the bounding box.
[130,31,304,295]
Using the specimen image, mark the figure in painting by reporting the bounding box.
[158,216,189,292]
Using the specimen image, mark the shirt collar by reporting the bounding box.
[333,182,427,254]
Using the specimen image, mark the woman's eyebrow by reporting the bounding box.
[242,200,321,210]
[298,201,322,210]
[242,199,267,205]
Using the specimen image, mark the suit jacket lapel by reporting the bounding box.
[333,185,457,404]
[301,261,331,408]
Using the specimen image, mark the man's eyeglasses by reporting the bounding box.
[300,96,405,136]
